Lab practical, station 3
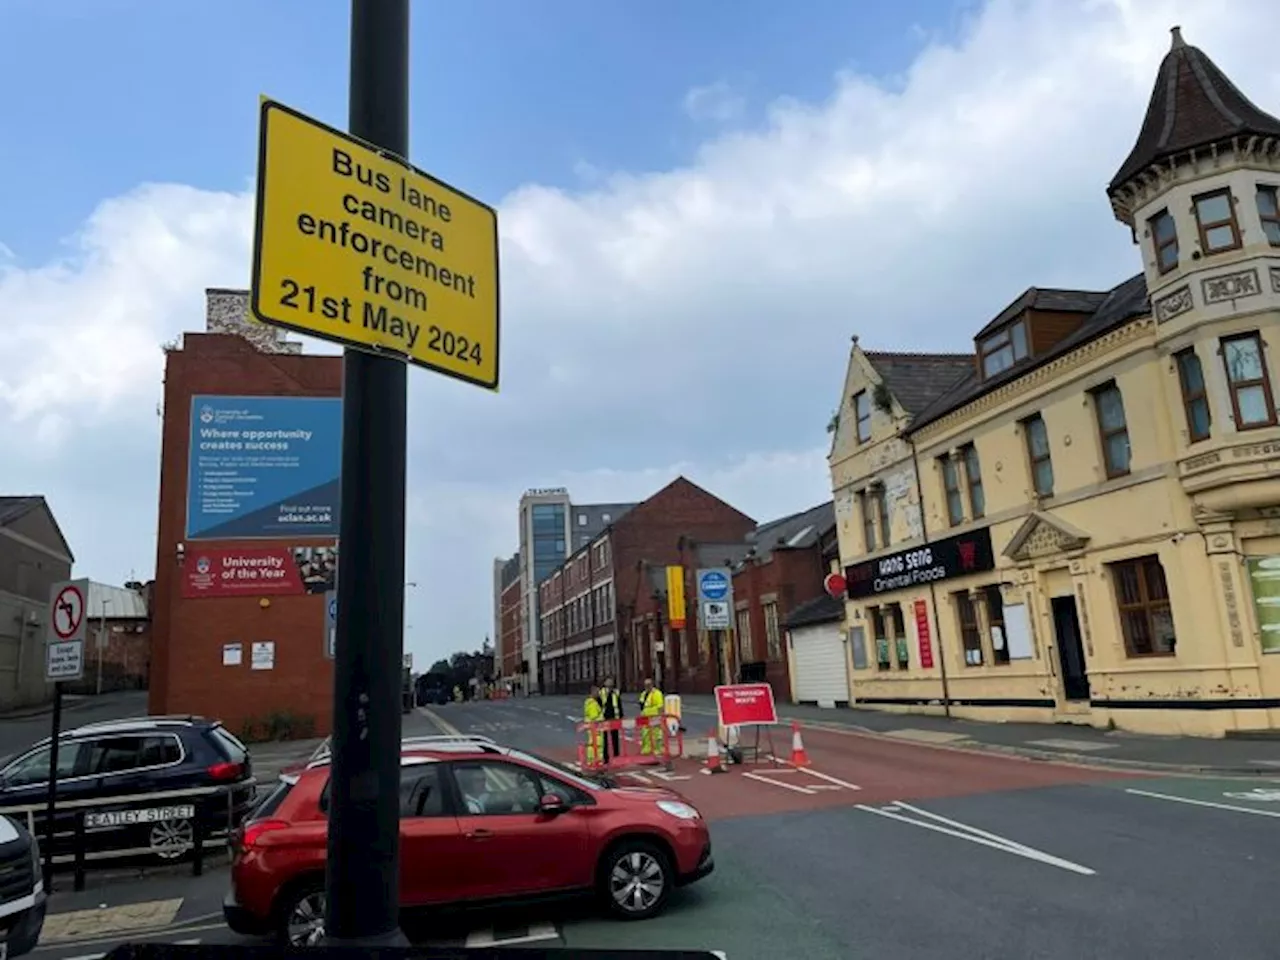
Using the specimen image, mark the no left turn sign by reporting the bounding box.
[47,578,90,645]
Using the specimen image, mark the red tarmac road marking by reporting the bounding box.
[563,723,1143,821]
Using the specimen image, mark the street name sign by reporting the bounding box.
[251,98,501,389]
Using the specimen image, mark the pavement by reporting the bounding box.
[22,694,1280,959]
[667,693,1280,775]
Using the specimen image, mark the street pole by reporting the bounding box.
[325,0,410,946]
[95,599,110,697]
[42,682,62,889]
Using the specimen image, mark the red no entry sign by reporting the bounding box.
[48,580,88,643]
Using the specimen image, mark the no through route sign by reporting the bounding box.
[48,579,89,644]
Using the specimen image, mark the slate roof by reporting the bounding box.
[746,500,835,558]
[689,501,835,571]
[0,496,41,527]
[863,352,974,418]
[972,288,1110,341]
[1109,27,1280,193]
[907,273,1151,435]
[783,592,845,630]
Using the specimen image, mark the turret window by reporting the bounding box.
[1193,189,1241,254]
[1221,333,1276,429]
[1257,186,1280,246]
[1149,209,1179,274]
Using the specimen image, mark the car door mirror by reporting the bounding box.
[537,794,568,815]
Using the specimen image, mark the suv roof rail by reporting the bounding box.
[71,714,199,731]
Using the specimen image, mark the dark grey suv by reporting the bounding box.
[0,716,256,865]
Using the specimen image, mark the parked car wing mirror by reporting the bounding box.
[538,794,567,815]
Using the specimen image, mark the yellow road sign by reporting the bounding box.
[251,99,500,389]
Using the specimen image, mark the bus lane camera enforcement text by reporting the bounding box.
[251,100,500,389]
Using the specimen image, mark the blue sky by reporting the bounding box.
[2,1,1273,665]
[1,0,957,264]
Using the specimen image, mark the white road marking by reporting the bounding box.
[1221,788,1280,801]
[743,771,815,794]
[857,802,1095,876]
[1126,787,1280,818]
[623,772,654,784]
[465,922,559,947]
[651,769,692,782]
[793,767,862,791]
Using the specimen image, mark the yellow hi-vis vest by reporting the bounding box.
[584,696,604,722]
[640,688,664,716]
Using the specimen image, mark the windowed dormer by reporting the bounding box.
[979,320,1028,379]
[973,289,1105,382]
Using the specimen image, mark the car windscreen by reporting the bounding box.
[505,748,605,791]
[250,778,294,819]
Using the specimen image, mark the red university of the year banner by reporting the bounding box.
[181,545,336,598]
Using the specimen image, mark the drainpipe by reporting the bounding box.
[907,435,952,718]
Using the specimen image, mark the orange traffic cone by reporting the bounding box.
[789,721,811,767]
[701,731,724,774]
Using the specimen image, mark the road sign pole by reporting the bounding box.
[324,0,410,946]
[42,681,62,889]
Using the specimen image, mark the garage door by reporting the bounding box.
[791,623,849,708]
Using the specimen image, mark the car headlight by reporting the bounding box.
[657,800,700,820]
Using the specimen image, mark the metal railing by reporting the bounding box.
[0,778,256,892]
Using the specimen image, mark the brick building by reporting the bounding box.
[723,501,837,700]
[539,477,756,695]
[149,290,340,740]
[69,581,153,695]
[496,553,523,683]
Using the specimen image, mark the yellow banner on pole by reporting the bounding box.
[665,565,686,629]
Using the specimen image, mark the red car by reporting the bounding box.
[222,738,714,945]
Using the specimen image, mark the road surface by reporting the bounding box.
[25,695,1280,960]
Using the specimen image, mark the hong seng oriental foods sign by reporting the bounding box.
[844,527,995,600]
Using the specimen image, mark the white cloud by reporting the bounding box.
[683,81,747,123]
[2,0,1277,664]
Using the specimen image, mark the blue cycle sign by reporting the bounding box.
[698,569,730,602]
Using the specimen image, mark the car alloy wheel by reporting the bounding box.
[149,818,194,860]
[607,844,669,918]
[285,889,327,947]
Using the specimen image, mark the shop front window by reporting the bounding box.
[955,590,983,666]
[871,607,890,670]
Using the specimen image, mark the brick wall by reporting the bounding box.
[499,578,523,679]
[149,334,341,738]
[730,547,827,700]
[611,478,756,695]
